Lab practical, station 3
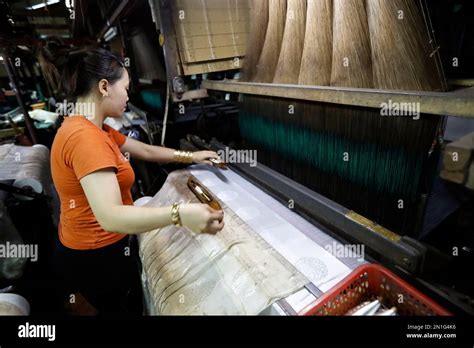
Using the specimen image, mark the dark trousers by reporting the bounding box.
[52,234,143,316]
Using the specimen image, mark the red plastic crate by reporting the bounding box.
[301,263,451,316]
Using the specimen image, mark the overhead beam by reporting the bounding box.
[202,80,474,119]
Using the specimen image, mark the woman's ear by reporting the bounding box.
[98,79,109,97]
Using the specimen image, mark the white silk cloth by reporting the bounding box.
[138,169,308,315]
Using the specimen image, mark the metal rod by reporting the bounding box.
[97,0,129,40]
[3,56,38,144]
[449,79,474,87]
[202,80,474,118]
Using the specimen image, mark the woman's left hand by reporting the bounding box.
[192,150,221,165]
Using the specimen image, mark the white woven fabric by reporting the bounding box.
[138,169,308,315]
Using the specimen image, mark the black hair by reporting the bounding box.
[37,38,126,100]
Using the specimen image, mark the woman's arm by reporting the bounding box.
[120,137,219,164]
[80,168,224,234]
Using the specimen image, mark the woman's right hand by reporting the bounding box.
[179,203,224,234]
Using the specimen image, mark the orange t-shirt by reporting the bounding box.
[51,116,135,250]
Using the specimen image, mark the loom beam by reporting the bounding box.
[202,80,474,119]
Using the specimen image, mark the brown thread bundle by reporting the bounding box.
[330,0,373,88]
[240,0,269,82]
[253,0,287,83]
[299,0,333,86]
[273,0,307,84]
[327,0,374,140]
[366,0,445,91]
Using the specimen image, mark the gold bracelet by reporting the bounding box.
[171,202,182,226]
[174,150,194,164]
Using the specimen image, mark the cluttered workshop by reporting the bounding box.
[0,0,473,317]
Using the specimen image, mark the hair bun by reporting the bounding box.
[37,40,126,101]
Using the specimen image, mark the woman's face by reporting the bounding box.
[101,68,130,118]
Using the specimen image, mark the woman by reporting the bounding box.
[39,45,225,315]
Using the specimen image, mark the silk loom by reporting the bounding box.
[129,0,474,315]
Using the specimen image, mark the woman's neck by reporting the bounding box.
[74,95,104,129]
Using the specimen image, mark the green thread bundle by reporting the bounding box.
[240,112,423,199]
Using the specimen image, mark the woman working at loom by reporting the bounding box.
[39,45,225,314]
